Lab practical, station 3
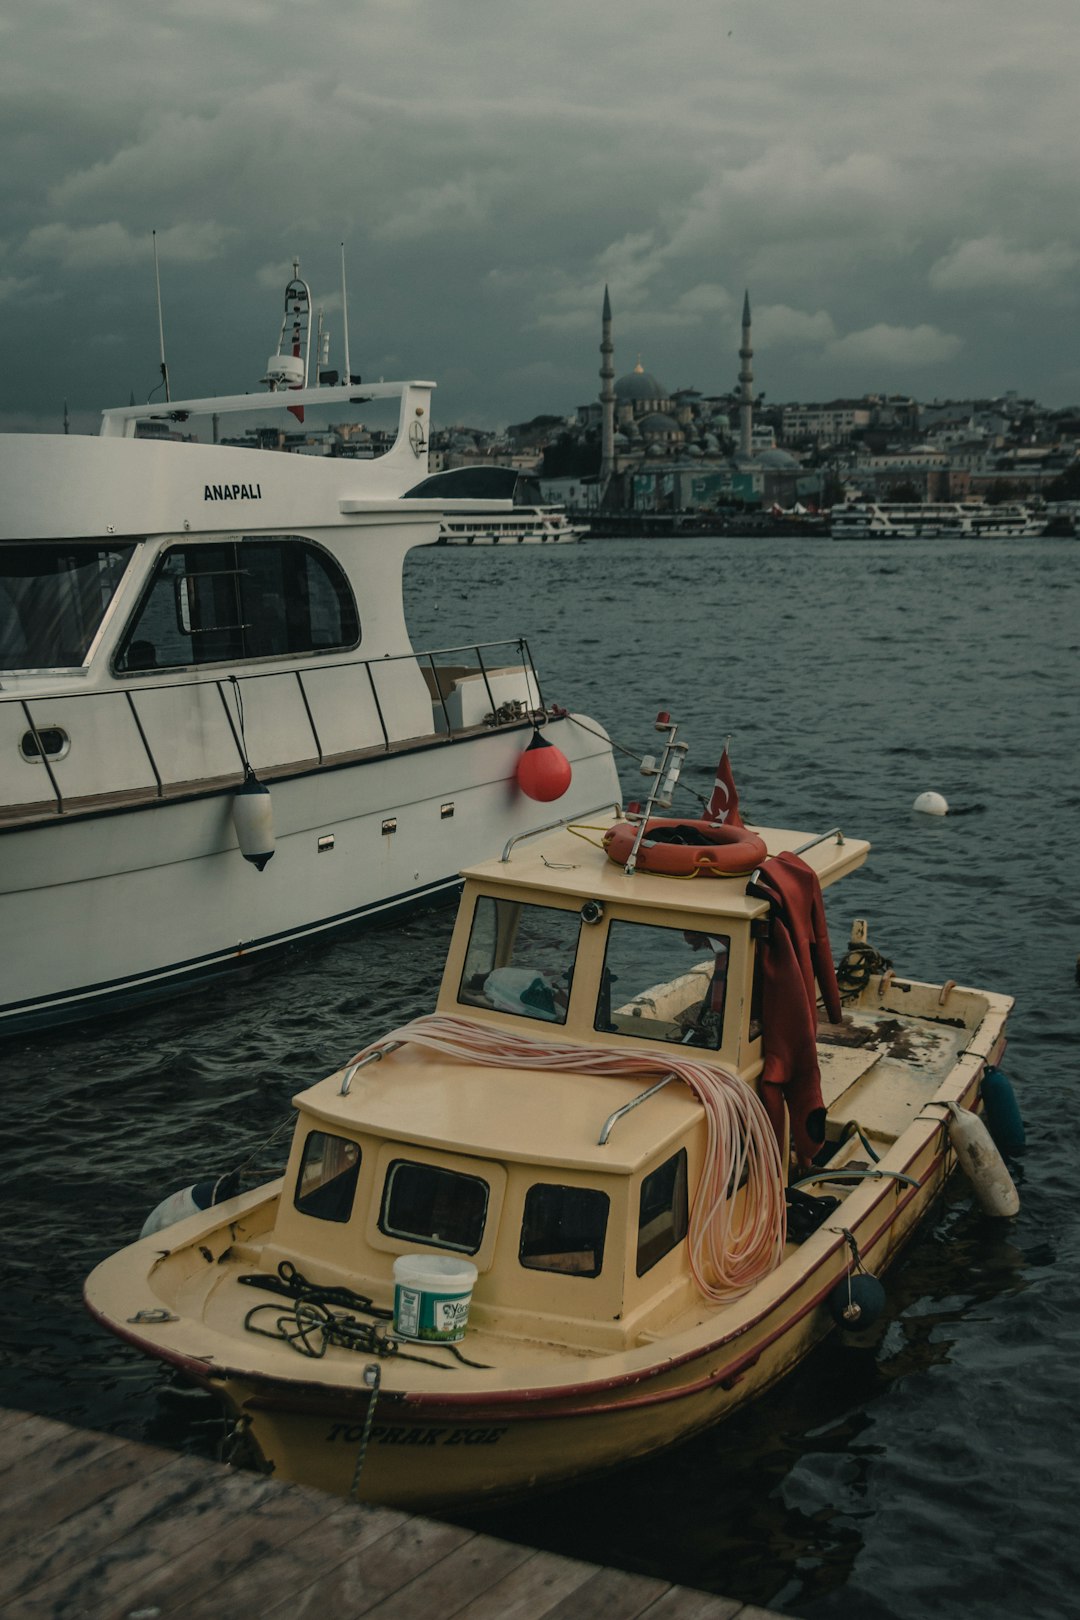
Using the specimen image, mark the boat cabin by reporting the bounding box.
[253,821,870,1353]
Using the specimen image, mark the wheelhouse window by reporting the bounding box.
[379,1160,489,1254]
[294,1130,361,1222]
[113,537,358,671]
[636,1150,689,1275]
[519,1183,609,1277]
[458,895,579,1025]
[1,542,135,671]
[597,920,731,1050]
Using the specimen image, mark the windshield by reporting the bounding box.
[0,542,135,671]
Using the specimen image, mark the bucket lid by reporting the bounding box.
[393,1253,478,1287]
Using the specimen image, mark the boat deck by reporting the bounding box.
[818,1006,972,1143]
[0,1407,782,1619]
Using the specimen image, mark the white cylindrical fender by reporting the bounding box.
[232,772,275,870]
[140,1183,202,1238]
[947,1101,1020,1217]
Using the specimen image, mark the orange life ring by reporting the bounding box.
[602,817,768,877]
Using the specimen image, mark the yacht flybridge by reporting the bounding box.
[85,719,1020,1511]
[0,264,618,1033]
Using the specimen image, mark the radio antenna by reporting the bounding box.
[153,229,171,402]
[340,241,352,383]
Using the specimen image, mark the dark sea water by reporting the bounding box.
[3,535,1078,1619]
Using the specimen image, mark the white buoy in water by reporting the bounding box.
[913,791,949,816]
[946,1101,1020,1217]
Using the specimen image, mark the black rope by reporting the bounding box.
[835,942,893,995]
[238,1260,393,1320]
[239,1261,491,1368]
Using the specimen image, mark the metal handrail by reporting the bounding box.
[501,801,623,861]
[793,827,845,854]
[340,1040,404,1094]
[598,1074,676,1145]
[7,637,544,818]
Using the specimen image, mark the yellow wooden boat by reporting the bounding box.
[85,721,1018,1510]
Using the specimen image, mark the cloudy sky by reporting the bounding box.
[3,0,1079,433]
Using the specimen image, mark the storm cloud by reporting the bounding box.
[3,0,1078,432]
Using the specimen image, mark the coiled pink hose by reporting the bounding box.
[353,1014,787,1303]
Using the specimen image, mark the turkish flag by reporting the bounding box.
[706,748,745,826]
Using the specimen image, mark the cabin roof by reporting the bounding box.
[296,1044,703,1175]
[460,820,870,918]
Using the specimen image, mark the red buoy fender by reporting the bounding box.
[516,729,573,802]
[602,817,768,876]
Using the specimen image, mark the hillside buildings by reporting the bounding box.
[427,291,1080,517]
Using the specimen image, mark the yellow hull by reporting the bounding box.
[219,1136,954,1509]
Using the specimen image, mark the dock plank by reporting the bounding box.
[0,1454,221,1609]
[237,1512,474,1620]
[164,1493,461,1620]
[541,1565,674,1620]
[351,1528,535,1620]
[0,1410,97,1475]
[450,1547,603,1620]
[0,1411,782,1620]
[639,1589,745,1620]
[0,1430,164,1550]
[99,1491,408,1620]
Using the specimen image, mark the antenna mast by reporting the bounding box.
[340,242,352,384]
[152,230,171,403]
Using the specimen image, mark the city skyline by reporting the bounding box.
[3,0,1079,433]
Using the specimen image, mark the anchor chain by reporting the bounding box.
[348,1364,382,1501]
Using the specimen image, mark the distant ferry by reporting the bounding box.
[831,501,1048,540]
[406,465,587,544]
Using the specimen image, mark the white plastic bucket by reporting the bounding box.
[392,1254,478,1343]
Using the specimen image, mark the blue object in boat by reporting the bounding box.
[981,1066,1026,1156]
[828,1273,886,1330]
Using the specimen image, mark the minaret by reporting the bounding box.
[599,285,615,486]
[738,289,753,460]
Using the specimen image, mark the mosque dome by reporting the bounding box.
[755,447,800,470]
[615,362,668,402]
[639,412,680,435]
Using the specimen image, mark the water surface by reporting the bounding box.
[2,535,1077,1619]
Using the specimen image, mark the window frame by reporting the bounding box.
[293,1128,363,1224]
[1,539,138,674]
[111,534,361,676]
[378,1157,491,1256]
[635,1148,689,1276]
[457,893,581,1028]
[518,1180,611,1279]
[595,917,732,1052]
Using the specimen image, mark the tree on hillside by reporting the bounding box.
[540,432,600,479]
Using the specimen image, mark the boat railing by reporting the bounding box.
[4,637,545,819]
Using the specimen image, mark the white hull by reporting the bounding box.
[0,714,617,1032]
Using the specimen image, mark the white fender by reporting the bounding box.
[947,1101,1020,1217]
[140,1184,201,1238]
[232,772,275,870]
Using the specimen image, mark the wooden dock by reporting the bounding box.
[0,1409,784,1620]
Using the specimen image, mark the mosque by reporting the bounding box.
[573,288,815,515]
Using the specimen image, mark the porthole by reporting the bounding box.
[20,727,69,762]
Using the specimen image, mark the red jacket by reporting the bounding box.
[751,852,842,1162]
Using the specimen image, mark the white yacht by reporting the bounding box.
[409,467,587,544]
[831,501,1048,540]
[0,268,617,1035]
